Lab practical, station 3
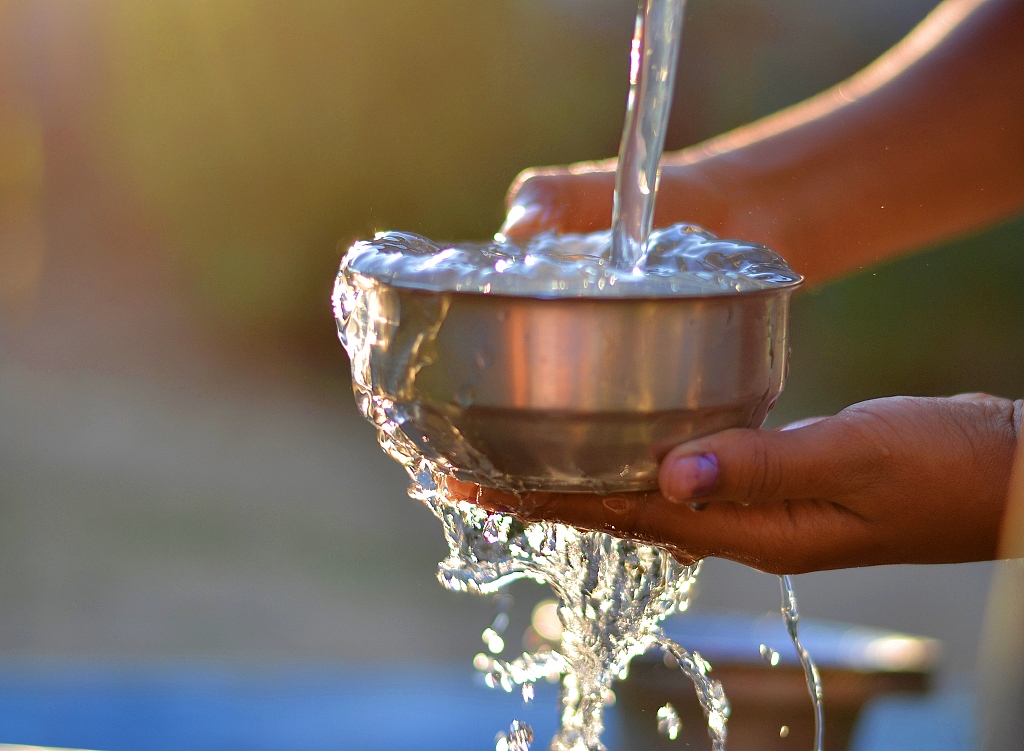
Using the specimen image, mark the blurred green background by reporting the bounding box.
[0,0,1020,689]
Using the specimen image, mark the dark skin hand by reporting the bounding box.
[453,0,1024,574]
[448,395,1022,574]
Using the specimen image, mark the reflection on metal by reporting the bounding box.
[379,283,794,492]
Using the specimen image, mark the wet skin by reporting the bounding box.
[449,395,1022,574]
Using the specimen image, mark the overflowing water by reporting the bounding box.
[333,274,731,748]
[343,225,798,299]
[334,0,823,747]
[334,245,810,749]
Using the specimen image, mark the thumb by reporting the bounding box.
[658,421,844,506]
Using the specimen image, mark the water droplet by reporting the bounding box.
[482,514,509,544]
[482,628,505,654]
[521,682,535,703]
[474,652,492,671]
[760,643,781,667]
[455,385,476,408]
[475,350,492,369]
[491,611,510,634]
[780,725,790,738]
[531,600,563,641]
[693,650,712,673]
[657,703,681,740]
[496,720,533,751]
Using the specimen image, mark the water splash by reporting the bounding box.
[496,720,535,751]
[331,272,731,747]
[759,643,781,667]
[344,225,799,300]
[657,702,682,740]
[335,255,827,748]
[522,682,536,704]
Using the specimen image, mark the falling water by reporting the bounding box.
[781,575,825,751]
[610,0,686,269]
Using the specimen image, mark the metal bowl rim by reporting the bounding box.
[361,275,804,302]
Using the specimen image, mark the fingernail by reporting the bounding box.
[662,453,718,502]
[499,203,544,238]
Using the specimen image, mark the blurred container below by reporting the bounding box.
[617,613,939,751]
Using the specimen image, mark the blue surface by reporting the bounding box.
[849,693,976,751]
[0,660,976,751]
[0,663,591,751]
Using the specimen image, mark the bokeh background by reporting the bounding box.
[0,0,1021,747]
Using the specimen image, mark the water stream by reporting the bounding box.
[610,0,686,269]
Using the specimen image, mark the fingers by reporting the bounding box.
[439,416,873,573]
[443,419,853,521]
[470,484,864,574]
[501,161,735,242]
[502,168,615,239]
[658,420,853,506]
[442,477,483,503]
[442,476,689,548]
[474,485,715,559]
[442,397,1020,572]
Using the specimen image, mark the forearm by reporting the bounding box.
[506,0,1024,286]
[662,0,1024,285]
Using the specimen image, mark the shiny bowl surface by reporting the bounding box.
[372,282,797,493]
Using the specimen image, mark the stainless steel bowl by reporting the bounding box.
[371,280,799,493]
